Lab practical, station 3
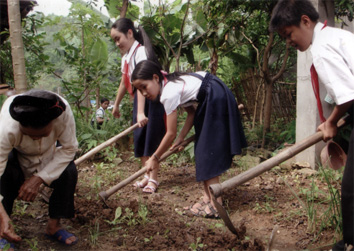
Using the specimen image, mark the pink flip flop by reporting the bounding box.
[134,174,149,188]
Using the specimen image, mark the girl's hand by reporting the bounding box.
[170,138,184,152]
[137,113,148,127]
[317,120,337,142]
[145,156,160,173]
[112,107,120,118]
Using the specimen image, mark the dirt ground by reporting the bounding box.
[11,150,342,251]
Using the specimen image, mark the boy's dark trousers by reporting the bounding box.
[342,126,354,246]
[0,149,77,219]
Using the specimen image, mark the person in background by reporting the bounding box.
[110,18,166,193]
[92,97,110,129]
[0,90,78,249]
[131,60,247,218]
[270,0,354,250]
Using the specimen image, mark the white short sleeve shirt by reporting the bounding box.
[121,40,147,78]
[160,72,207,115]
[311,22,354,105]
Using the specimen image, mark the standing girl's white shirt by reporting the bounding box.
[121,40,147,78]
[160,72,207,115]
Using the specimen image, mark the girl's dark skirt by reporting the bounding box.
[133,92,166,157]
[194,73,247,182]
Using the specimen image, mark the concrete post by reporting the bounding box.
[295,0,334,169]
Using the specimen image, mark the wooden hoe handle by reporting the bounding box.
[99,135,195,201]
[74,123,139,166]
[210,116,349,198]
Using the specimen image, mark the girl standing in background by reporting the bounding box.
[110,18,165,193]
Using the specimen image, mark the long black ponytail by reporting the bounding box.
[111,18,159,64]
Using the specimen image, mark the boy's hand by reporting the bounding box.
[317,121,337,142]
[18,176,43,202]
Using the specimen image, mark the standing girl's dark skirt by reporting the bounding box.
[133,92,166,157]
[194,73,247,182]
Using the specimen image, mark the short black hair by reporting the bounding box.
[9,90,66,128]
[100,98,109,104]
[269,0,319,32]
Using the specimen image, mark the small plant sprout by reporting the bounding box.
[144,236,153,243]
[24,238,39,251]
[89,220,100,246]
[125,208,138,226]
[138,204,149,225]
[189,237,205,251]
[105,207,123,226]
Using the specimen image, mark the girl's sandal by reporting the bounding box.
[183,201,207,217]
[205,203,220,219]
[134,174,149,188]
[142,178,159,193]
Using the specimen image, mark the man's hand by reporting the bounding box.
[0,205,21,243]
[18,176,43,202]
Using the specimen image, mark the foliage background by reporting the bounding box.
[1,0,353,154]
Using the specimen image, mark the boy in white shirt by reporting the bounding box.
[270,0,354,249]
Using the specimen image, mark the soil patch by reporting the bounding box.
[12,152,340,250]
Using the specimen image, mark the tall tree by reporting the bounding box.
[49,3,110,119]
[7,0,27,93]
[103,0,139,19]
[120,0,128,18]
[141,0,202,71]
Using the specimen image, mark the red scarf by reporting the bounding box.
[123,44,141,97]
[310,20,327,123]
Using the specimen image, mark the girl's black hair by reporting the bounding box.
[269,0,319,32]
[131,61,187,86]
[111,18,159,64]
[9,90,66,129]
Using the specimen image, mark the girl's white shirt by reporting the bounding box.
[311,22,354,105]
[121,40,147,77]
[160,72,207,115]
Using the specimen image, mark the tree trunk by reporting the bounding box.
[120,0,128,18]
[7,0,27,93]
[81,23,90,120]
[95,87,100,109]
[209,48,218,75]
[261,81,273,148]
